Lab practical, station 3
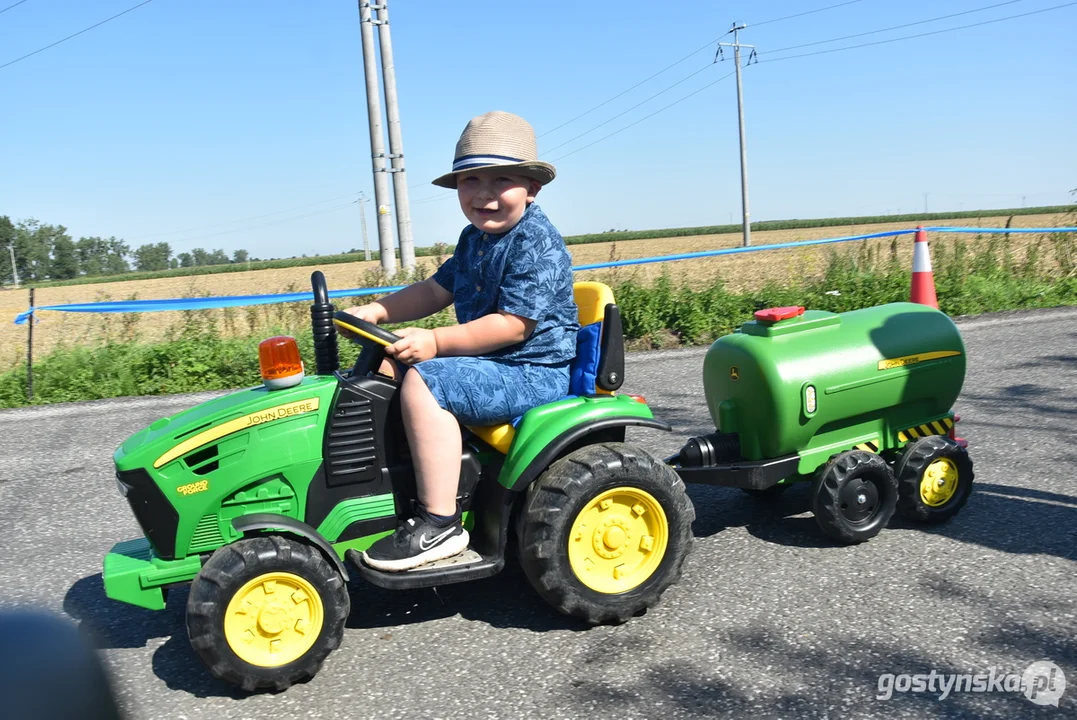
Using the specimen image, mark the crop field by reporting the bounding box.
[0,212,1069,370]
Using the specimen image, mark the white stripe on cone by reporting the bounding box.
[912,240,933,272]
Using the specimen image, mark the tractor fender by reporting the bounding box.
[232,514,349,582]
[508,417,672,492]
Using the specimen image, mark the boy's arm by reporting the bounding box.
[433,311,537,356]
[353,278,453,324]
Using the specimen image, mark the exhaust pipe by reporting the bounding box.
[310,271,339,375]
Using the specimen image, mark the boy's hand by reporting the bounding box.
[385,327,438,365]
[338,302,387,341]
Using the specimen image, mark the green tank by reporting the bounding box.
[702,302,966,474]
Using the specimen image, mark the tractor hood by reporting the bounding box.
[115,376,339,472]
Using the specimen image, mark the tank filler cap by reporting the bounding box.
[754,306,805,324]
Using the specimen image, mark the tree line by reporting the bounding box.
[0,216,255,283]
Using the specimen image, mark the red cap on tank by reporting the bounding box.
[754,306,805,323]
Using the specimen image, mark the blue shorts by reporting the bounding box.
[411,357,571,426]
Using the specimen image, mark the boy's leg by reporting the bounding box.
[399,369,461,516]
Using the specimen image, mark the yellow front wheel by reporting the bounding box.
[895,435,975,523]
[186,536,350,693]
[567,487,669,594]
[223,572,324,667]
[519,443,695,625]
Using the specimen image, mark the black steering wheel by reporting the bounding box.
[332,311,402,377]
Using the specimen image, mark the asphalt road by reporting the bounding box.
[1,306,1075,719]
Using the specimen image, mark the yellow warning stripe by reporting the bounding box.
[877,350,961,371]
[154,398,320,469]
[855,439,881,453]
[897,417,954,443]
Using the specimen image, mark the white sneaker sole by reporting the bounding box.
[361,530,471,572]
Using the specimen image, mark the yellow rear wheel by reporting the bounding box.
[223,572,324,667]
[567,487,669,594]
[919,457,960,507]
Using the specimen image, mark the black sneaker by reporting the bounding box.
[361,509,469,572]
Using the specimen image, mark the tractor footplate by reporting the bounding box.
[345,548,502,590]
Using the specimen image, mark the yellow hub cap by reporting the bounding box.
[223,572,323,667]
[568,486,669,594]
[920,457,960,507]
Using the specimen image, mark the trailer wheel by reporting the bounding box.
[518,443,694,625]
[812,450,898,544]
[895,435,974,523]
[186,535,349,692]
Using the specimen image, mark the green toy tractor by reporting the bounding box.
[103,271,695,692]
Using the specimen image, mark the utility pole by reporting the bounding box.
[373,0,415,271]
[358,0,397,277]
[358,191,371,261]
[719,24,755,247]
[7,244,18,288]
[924,192,929,213]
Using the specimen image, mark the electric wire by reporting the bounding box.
[0,0,30,15]
[757,1,1077,64]
[140,193,362,240]
[150,201,360,246]
[763,0,1027,56]
[0,0,155,70]
[750,0,864,28]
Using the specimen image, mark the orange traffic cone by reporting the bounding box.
[909,226,938,308]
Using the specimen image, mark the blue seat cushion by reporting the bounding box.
[569,321,602,398]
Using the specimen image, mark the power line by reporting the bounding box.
[751,0,864,28]
[537,37,723,139]
[0,0,154,71]
[757,1,1077,64]
[543,63,716,155]
[764,0,1027,55]
[153,201,360,247]
[548,71,737,164]
[0,0,30,15]
[141,192,361,240]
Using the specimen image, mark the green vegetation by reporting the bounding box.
[3,230,1074,409]
[6,205,1070,289]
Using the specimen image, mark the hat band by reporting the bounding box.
[452,154,526,172]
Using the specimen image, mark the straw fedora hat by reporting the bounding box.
[432,111,556,189]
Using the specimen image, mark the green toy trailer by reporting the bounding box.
[671,304,974,543]
[103,272,694,692]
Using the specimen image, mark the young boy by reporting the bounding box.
[344,111,579,571]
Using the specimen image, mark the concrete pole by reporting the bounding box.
[374,0,415,271]
[732,26,751,247]
[7,244,18,288]
[358,191,371,261]
[358,0,397,277]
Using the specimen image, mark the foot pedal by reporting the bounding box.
[406,548,483,572]
[346,547,504,590]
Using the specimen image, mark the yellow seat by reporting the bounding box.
[467,282,618,454]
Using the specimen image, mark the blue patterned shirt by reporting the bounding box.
[432,203,579,366]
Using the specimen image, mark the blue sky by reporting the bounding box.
[1,0,1074,261]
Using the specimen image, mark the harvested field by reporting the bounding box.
[0,212,1069,369]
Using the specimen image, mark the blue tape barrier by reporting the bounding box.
[12,225,1076,325]
[922,226,1077,233]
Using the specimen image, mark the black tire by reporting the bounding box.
[894,435,974,523]
[811,450,898,544]
[518,443,695,625]
[186,535,350,692]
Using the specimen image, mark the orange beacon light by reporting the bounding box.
[258,336,305,389]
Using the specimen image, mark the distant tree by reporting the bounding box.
[207,249,229,265]
[177,252,193,268]
[232,249,249,264]
[169,258,179,269]
[190,248,210,266]
[76,236,109,276]
[104,237,130,275]
[0,216,14,283]
[133,242,172,272]
[50,235,79,279]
